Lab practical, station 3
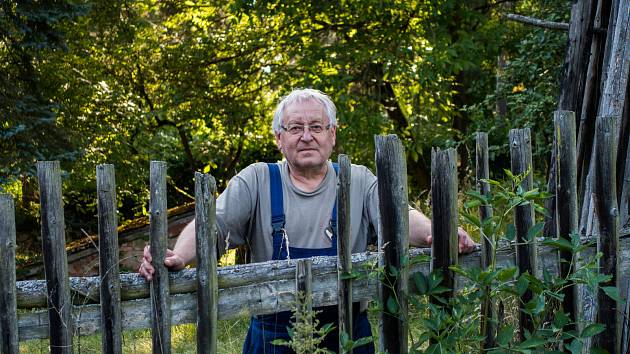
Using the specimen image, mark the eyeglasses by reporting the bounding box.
[280,123,331,135]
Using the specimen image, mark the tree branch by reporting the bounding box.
[505,13,570,30]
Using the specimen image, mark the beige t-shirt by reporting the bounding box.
[215,160,380,263]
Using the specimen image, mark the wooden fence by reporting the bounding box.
[1,116,630,353]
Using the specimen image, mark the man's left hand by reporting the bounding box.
[424,227,477,254]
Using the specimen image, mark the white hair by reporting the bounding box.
[271,88,337,134]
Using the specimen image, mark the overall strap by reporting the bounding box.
[267,163,285,235]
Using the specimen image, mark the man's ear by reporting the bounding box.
[330,125,336,146]
[275,133,282,150]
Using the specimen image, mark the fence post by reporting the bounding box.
[37,161,73,354]
[430,148,458,303]
[295,258,313,323]
[194,172,218,354]
[96,164,122,354]
[554,111,579,339]
[149,161,171,354]
[594,115,620,353]
[0,194,19,354]
[508,129,537,338]
[476,133,496,350]
[337,154,353,353]
[375,134,409,354]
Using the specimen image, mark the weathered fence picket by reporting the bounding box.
[476,132,496,350]
[194,172,218,354]
[96,164,122,354]
[509,128,538,338]
[594,115,621,353]
[375,134,409,354]
[554,111,580,340]
[430,148,458,304]
[296,259,313,321]
[0,194,19,354]
[37,161,73,354]
[149,161,171,354]
[336,154,353,353]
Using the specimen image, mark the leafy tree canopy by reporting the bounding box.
[0,0,571,242]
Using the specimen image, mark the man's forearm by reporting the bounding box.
[173,219,198,266]
[409,209,432,247]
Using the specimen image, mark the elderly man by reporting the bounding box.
[139,88,475,353]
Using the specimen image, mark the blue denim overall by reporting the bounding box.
[242,163,374,354]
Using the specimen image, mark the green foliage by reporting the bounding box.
[271,291,337,354]
[385,170,620,353]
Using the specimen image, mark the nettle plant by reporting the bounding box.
[271,291,373,354]
[405,170,620,353]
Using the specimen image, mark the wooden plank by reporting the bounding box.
[509,129,538,338]
[430,148,458,300]
[622,279,630,354]
[616,0,630,237]
[149,161,171,354]
[577,0,611,208]
[295,259,313,324]
[594,115,621,353]
[545,0,597,239]
[194,172,218,354]
[0,194,19,354]
[580,0,630,239]
[375,135,409,354]
[37,161,73,353]
[476,133,496,350]
[336,154,352,353]
[15,235,630,340]
[96,164,122,354]
[554,111,580,338]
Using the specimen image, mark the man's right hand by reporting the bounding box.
[138,245,187,281]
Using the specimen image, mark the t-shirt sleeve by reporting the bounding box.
[360,166,380,245]
[215,164,259,255]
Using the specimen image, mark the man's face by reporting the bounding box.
[275,99,336,171]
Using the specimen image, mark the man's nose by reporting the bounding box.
[300,128,314,141]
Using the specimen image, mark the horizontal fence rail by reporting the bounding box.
[14,234,630,340]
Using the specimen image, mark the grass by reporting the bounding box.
[20,317,250,353]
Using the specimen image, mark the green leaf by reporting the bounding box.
[580,323,605,338]
[461,210,481,228]
[590,348,610,354]
[388,265,399,278]
[464,199,482,209]
[518,336,547,349]
[386,296,399,315]
[602,286,622,302]
[340,271,359,280]
[351,336,373,348]
[271,339,289,346]
[506,224,516,241]
[526,222,544,241]
[565,339,581,354]
[497,324,514,346]
[523,295,545,315]
[522,188,540,199]
[400,254,409,267]
[497,267,517,282]
[542,238,573,252]
[552,310,569,329]
[516,275,530,296]
[414,272,428,295]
